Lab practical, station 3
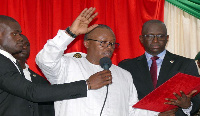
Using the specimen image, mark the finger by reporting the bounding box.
[100,70,111,75]
[87,24,98,32]
[79,8,88,17]
[107,76,112,80]
[102,80,112,86]
[103,74,112,80]
[165,97,180,106]
[187,90,197,97]
[180,91,187,99]
[164,100,178,105]
[164,101,176,105]
[165,98,177,103]
[85,7,96,19]
[88,12,98,23]
[173,92,181,100]
[82,7,93,19]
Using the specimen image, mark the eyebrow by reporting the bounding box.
[15,30,22,34]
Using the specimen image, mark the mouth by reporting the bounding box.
[151,45,160,49]
[103,51,112,57]
[20,50,27,54]
[17,43,23,47]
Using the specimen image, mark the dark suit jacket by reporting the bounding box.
[28,69,55,116]
[0,54,87,116]
[119,50,200,116]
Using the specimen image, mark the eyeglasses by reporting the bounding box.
[87,39,120,48]
[142,34,168,41]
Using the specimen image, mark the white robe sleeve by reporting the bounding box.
[128,73,159,116]
[36,30,75,84]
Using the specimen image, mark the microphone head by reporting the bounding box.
[99,57,112,70]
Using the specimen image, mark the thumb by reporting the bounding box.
[87,24,98,33]
[188,90,197,97]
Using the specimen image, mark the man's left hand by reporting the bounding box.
[165,90,197,109]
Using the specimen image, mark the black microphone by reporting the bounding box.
[99,57,112,116]
[99,57,112,87]
[99,57,112,70]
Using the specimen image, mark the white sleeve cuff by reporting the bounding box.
[53,30,75,50]
[182,102,193,116]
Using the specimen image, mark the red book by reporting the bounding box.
[133,73,200,112]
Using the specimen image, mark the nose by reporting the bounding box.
[152,36,158,42]
[107,43,115,49]
[17,35,23,42]
[22,45,27,49]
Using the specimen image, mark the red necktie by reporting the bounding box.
[150,56,159,89]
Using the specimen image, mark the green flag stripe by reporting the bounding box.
[166,0,200,19]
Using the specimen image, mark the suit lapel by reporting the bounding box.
[137,54,155,90]
[157,51,176,87]
[28,68,38,83]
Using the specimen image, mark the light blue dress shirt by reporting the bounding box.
[145,50,166,79]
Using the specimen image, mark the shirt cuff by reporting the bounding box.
[182,102,193,116]
[86,80,89,91]
[53,30,75,50]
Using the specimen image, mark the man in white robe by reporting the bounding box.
[36,7,184,116]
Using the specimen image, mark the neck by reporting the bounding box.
[17,59,26,69]
[86,55,100,65]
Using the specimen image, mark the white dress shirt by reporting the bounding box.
[23,64,32,82]
[0,49,32,82]
[195,60,200,75]
[36,30,159,116]
[0,49,21,73]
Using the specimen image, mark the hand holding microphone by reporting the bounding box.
[87,57,112,90]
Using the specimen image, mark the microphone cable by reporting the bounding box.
[100,85,109,116]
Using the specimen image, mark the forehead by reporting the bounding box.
[142,23,166,35]
[8,22,21,31]
[89,28,115,41]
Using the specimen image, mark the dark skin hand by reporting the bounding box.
[158,90,197,116]
[69,7,98,36]
[165,90,197,108]
[158,108,178,116]
[87,70,112,90]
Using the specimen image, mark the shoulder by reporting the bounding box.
[112,64,132,76]
[118,55,143,66]
[0,54,12,63]
[166,51,195,62]
[0,54,18,72]
[28,68,49,84]
[111,65,133,85]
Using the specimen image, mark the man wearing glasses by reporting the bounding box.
[36,8,163,116]
[118,20,200,116]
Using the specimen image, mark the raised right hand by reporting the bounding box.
[69,7,98,36]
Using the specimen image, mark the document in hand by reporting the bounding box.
[133,73,200,112]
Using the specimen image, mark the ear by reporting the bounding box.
[83,40,89,48]
[0,31,3,40]
[166,35,169,41]
[0,27,3,37]
[139,35,143,43]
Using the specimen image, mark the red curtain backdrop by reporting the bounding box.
[0,0,164,76]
